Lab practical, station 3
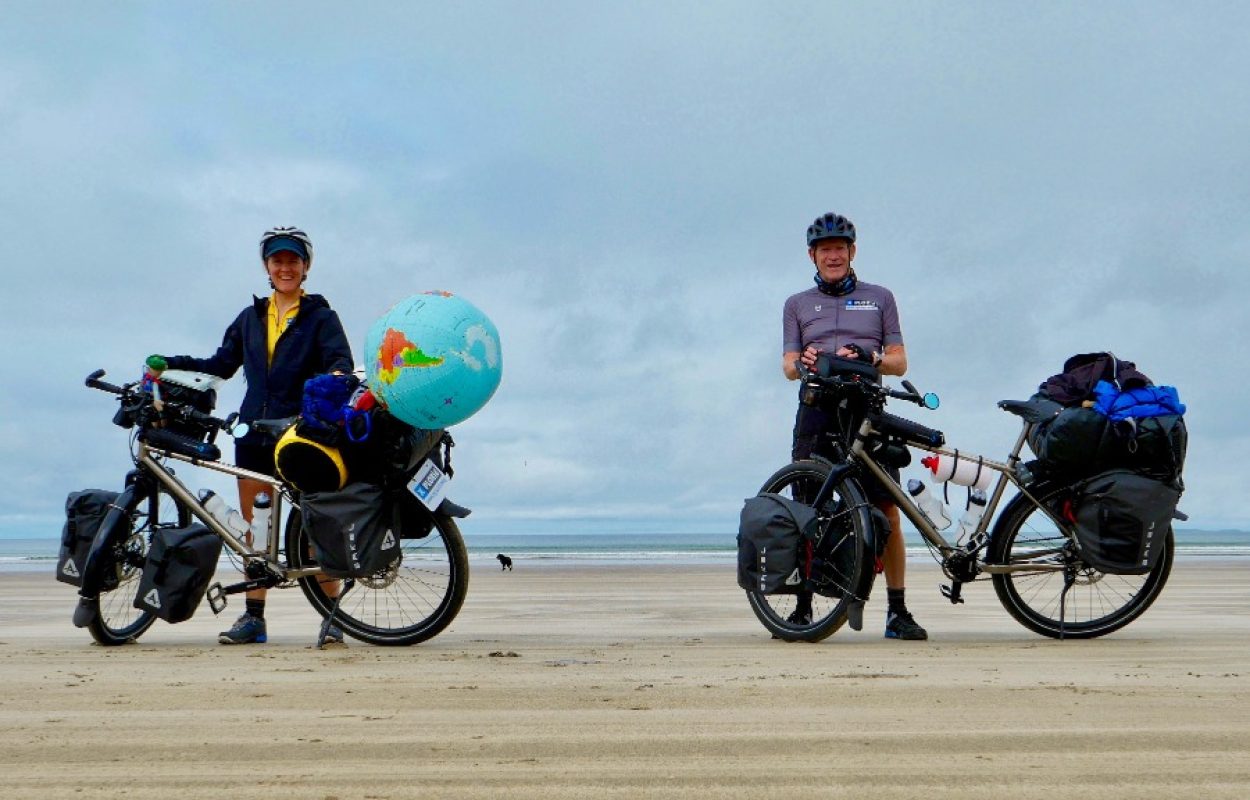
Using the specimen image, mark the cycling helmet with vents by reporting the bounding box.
[260,226,314,265]
[806,213,856,246]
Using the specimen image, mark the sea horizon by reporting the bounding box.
[7,527,1250,572]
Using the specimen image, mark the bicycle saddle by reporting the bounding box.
[997,396,1063,424]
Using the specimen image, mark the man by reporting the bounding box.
[781,212,927,640]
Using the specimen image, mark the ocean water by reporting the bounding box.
[6,529,1250,572]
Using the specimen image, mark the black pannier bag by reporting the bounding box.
[134,524,223,623]
[1028,406,1188,484]
[301,482,402,578]
[737,493,817,594]
[57,490,120,587]
[1071,469,1180,575]
[341,407,444,488]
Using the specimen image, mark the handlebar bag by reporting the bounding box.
[57,489,120,587]
[133,524,222,623]
[1071,469,1179,575]
[737,493,817,594]
[301,482,401,578]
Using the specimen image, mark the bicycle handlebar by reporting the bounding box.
[85,368,238,434]
[798,363,931,408]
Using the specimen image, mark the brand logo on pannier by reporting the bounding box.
[759,547,767,592]
[785,568,801,586]
[1141,521,1156,567]
[61,559,80,578]
[382,530,396,550]
[144,588,162,609]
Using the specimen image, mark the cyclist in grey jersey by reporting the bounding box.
[779,212,927,641]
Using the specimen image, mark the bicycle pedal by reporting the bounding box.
[206,583,227,614]
[940,583,965,605]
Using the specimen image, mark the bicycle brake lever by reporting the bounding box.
[901,380,919,397]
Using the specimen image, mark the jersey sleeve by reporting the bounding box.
[880,288,903,347]
[782,296,803,353]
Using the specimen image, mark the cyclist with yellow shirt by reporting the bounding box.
[161,227,354,644]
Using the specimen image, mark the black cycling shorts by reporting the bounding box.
[235,441,277,477]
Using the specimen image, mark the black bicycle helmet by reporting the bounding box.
[806,213,856,246]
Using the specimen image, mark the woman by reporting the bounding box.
[161,226,353,644]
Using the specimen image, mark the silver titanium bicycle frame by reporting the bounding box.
[136,441,322,580]
[847,416,1065,575]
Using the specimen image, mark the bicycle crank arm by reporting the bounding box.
[940,583,965,604]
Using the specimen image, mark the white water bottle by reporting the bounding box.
[956,489,988,542]
[198,489,249,538]
[907,479,951,530]
[920,454,995,491]
[250,492,271,550]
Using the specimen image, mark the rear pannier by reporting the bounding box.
[1070,470,1179,575]
[300,483,402,578]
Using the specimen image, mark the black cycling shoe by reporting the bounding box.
[884,610,928,640]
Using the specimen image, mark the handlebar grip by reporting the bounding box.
[85,369,125,395]
[142,428,222,461]
[870,412,946,448]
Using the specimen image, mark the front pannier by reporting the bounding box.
[1071,470,1179,575]
[300,482,402,578]
[737,493,817,594]
[134,524,223,623]
[57,490,120,587]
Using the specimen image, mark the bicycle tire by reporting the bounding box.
[988,484,1173,639]
[745,460,876,642]
[285,505,469,646]
[86,482,191,646]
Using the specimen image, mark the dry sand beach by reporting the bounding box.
[3,560,1249,799]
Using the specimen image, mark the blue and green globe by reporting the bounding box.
[364,291,503,428]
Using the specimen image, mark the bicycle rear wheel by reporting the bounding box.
[988,485,1173,639]
[286,506,469,646]
[746,460,876,642]
[87,482,191,646]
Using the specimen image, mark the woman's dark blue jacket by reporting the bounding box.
[166,294,353,442]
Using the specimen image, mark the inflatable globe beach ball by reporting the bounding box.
[364,291,503,429]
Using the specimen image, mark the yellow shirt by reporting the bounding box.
[266,292,303,365]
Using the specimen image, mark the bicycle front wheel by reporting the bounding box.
[285,506,469,646]
[746,460,876,642]
[988,485,1173,639]
[87,482,191,646]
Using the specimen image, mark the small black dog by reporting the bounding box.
[496,553,513,571]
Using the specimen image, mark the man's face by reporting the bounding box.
[810,239,856,283]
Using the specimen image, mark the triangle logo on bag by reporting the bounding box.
[144,588,162,609]
[61,559,80,578]
[784,568,802,586]
[382,530,397,550]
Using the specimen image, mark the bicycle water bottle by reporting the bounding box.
[250,492,271,550]
[920,454,995,491]
[197,489,250,538]
[956,489,988,542]
[906,479,951,530]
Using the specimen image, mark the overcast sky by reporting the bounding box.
[2,2,1247,538]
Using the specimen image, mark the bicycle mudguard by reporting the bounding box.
[76,484,139,600]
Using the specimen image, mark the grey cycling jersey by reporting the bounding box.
[782,281,903,356]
